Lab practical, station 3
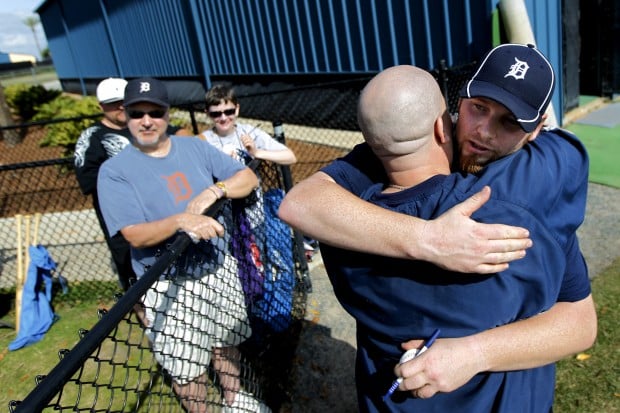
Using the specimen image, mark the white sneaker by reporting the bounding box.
[222,390,271,413]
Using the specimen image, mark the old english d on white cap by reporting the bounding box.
[96,78,128,104]
[460,43,555,133]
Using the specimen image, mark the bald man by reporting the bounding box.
[317,65,593,412]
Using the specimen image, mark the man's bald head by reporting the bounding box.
[358,65,446,157]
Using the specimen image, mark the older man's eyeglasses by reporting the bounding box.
[127,109,167,119]
[207,108,236,118]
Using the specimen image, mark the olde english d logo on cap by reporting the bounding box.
[139,82,151,94]
[505,58,529,80]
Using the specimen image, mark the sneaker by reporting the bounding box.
[222,390,271,413]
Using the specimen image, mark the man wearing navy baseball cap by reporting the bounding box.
[456,43,558,173]
[123,77,171,109]
[97,76,268,412]
[460,43,554,133]
[278,43,595,412]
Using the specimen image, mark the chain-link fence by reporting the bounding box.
[3,62,476,412]
[1,111,350,411]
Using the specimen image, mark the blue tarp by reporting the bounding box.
[9,245,59,351]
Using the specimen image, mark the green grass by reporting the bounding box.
[554,257,620,412]
[0,282,211,412]
[0,296,115,408]
[565,122,620,189]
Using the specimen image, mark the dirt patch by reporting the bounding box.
[0,124,347,218]
[0,126,91,217]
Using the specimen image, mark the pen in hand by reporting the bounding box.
[383,328,441,400]
[247,124,261,139]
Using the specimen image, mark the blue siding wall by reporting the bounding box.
[39,0,202,79]
[37,0,563,121]
[39,0,497,80]
[190,0,495,76]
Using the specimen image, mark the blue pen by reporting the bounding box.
[383,328,441,400]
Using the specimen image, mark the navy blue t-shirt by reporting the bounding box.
[320,128,591,412]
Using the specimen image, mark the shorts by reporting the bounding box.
[143,254,252,384]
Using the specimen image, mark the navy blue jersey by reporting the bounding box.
[322,128,590,300]
[320,128,590,412]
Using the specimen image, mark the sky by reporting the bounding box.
[0,0,47,58]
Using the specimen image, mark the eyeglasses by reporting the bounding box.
[127,109,167,119]
[207,108,236,118]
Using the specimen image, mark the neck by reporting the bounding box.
[213,124,235,137]
[138,135,171,157]
[381,153,450,191]
[101,117,125,130]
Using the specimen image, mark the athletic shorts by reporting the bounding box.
[143,254,252,384]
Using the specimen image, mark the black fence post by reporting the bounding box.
[272,121,312,292]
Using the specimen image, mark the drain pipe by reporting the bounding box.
[499,0,559,128]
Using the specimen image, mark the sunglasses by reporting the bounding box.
[207,108,236,118]
[127,109,167,119]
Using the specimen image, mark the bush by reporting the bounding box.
[33,95,101,156]
[4,84,61,122]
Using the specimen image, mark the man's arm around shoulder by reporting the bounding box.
[279,172,531,274]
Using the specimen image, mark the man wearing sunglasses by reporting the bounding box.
[74,78,190,292]
[97,78,270,413]
[201,84,297,166]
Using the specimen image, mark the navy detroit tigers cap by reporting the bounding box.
[123,77,170,108]
[459,43,555,133]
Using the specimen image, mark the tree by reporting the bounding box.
[23,16,42,60]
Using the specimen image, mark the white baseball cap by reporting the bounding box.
[96,77,128,104]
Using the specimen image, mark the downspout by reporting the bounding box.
[498,0,559,128]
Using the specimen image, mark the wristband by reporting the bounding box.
[215,181,227,198]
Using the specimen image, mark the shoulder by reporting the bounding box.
[101,145,134,170]
[200,128,220,142]
[322,143,382,175]
[321,143,387,195]
[200,128,213,138]
[530,127,589,165]
[78,122,103,139]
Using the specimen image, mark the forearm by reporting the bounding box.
[397,295,597,397]
[121,214,185,248]
[279,172,425,259]
[473,295,597,372]
[279,173,531,273]
[218,168,258,199]
[253,148,297,165]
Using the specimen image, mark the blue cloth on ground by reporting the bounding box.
[9,245,59,351]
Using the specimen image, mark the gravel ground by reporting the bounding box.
[284,182,619,413]
[577,183,620,277]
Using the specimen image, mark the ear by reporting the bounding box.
[435,110,452,144]
[528,113,547,142]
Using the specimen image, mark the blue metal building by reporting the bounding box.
[36,0,565,123]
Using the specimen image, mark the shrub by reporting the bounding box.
[33,95,101,156]
[4,84,61,122]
